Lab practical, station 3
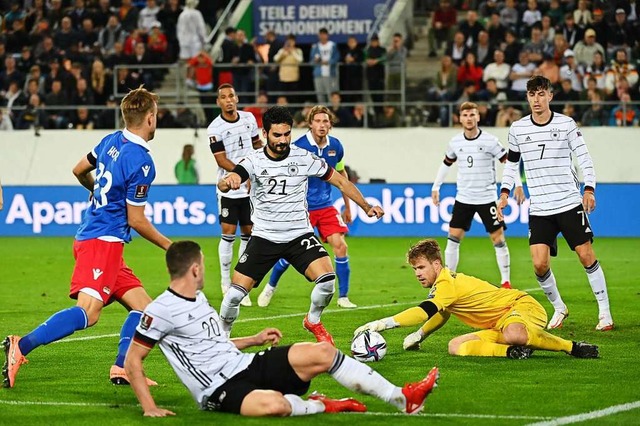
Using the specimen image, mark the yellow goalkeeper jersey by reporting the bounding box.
[427,268,529,329]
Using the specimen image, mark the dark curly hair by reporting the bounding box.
[263,106,293,133]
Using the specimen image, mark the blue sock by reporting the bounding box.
[268,258,290,288]
[19,306,88,356]
[335,256,350,298]
[115,310,142,368]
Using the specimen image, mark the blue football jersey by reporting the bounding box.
[293,132,344,210]
[76,129,156,242]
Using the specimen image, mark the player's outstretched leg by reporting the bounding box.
[570,341,599,358]
[258,259,290,307]
[307,392,367,413]
[2,336,28,388]
[493,241,511,288]
[238,234,253,307]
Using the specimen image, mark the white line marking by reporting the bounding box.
[525,401,640,426]
[52,287,542,344]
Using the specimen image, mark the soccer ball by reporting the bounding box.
[351,330,387,362]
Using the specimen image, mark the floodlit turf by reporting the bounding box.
[0,236,638,425]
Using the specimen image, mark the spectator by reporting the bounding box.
[293,103,313,128]
[93,0,113,29]
[458,10,484,47]
[174,144,199,184]
[2,81,26,122]
[365,34,386,112]
[156,107,178,128]
[348,103,367,128]
[495,104,522,126]
[573,29,605,68]
[471,31,494,68]
[499,0,518,32]
[103,41,127,73]
[16,93,47,130]
[562,103,578,121]
[71,78,95,105]
[580,76,605,103]
[329,92,353,127]
[67,0,91,31]
[35,36,59,73]
[581,91,609,126]
[604,49,638,96]
[5,17,30,54]
[607,8,635,59]
[23,65,45,95]
[176,0,207,61]
[427,54,458,125]
[243,91,269,128]
[186,50,214,123]
[487,12,507,49]
[230,29,256,103]
[535,53,560,86]
[274,34,303,99]
[540,16,556,45]
[0,56,25,93]
[560,13,582,49]
[375,105,402,128]
[95,95,118,129]
[3,1,26,31]
[310,27,339,104]
[0,108,14,131]
[521,0,542,36]
[609,93,640,126]
[70,107,96,129]
[546,0,565,28]
[583,51,607,91]
[16,46,35,75]
[457,52,483,90]
[587,9,608,51]
[445,31,469,66]
[46,0,65,30]
[43,57,73,95]
[573,0,592,29]
[98,15,126,57]
[78,17,98,56]
[118,0,140,33]
[386,33,407,102]
[90,59,113,106]
[147,22,169,64]
[218,27,237,85]
[44,79,69,128]
[483,50,510,90]
[559,50,584,92]
[427,0,457,57]
[523,26,547,65]
[502,29,522,66]
[175,102,198,128]
[341,36,364,102]
[263,30,283,95]
[138,0,161,33]
[123,28,144,56]
[509,51,536,100]
[552,79,580,113]
[128,42,154,90]
[53,16,79,56]
[157,0,182,63]
[116,66,142,94]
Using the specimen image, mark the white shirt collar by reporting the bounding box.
[122,128,151,151]
[305,131,330,148]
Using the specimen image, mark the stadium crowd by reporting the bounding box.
[1,0,639,130]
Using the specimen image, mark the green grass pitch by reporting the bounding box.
[0,236,638,425]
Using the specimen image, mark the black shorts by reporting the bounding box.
[529,204,594,257]
[234,233,329,286]
[218,196,252,226]
[205,345,310,414]
[449,201,506,233]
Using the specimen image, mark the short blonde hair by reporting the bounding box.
[307,105,337,126]
[459,102,478,113]
[407,239,442,263]
[120,86,159,128]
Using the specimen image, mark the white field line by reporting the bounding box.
[51,287,543,344]
[525,401,640,426]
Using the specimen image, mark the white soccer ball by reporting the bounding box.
[351,330,387,362]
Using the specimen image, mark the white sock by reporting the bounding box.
[219,234,235,287]
[283,394,325,416]
[493,241,510,283]
[536,269,566,311]
[308,273,335,323]
[239,234,250,258]
[219,284,247,333]
[585,260,611,318]
[328,351,405,410]
[444,237,460,272]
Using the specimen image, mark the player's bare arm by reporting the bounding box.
[125,342,176,417]
[72,154,96,192]
[328,170,383,218]
[339,169,353,223]
[218,172,242,192]
[583,189,596,213]
[127,204,172,250]
[231,328,283,350]
[213,150,238,172]
[499,155,526,205]
[431,156,454,207]
[251,135,264,149]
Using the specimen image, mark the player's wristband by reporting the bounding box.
[500,188,510,196]
[584,186,595,194]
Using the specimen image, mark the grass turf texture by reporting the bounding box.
[0,236,638,425]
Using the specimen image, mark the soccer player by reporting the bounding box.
[258,106,356,309]
[354,239,599,359]
[2,87,172,388]
[125,240,439,417]
[431,102,525,289]
[498,75,614,331]
[208,83,262,307]
[217,106,384,345]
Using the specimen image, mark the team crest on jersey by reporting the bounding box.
[328,149,337,157]
[288,165,299,176]
[140,313,154,330]
[221,208,229,217]
[550,128,560,140]
[135,184,149,198]
[239,253,248,263]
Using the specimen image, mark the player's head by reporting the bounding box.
[120,86,159,140]
[307,105,335,138]
[216,84,238,114]
[262,106,293,156]
[166,241,205,290]
[459,102,479,131]
[406,239,443,288]
[526,75,553,114]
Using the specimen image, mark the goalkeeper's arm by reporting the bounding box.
[354,301,441,335]
[403,311,451,350]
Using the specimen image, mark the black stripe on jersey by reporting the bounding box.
[133,331,157,349]
[168,343,212,387]
[526,165,572,171]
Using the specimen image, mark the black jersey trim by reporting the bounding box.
[133,331,157,348]
[463,129,482,141]
[168,287,197,302]
[530,111,554,127]
[220,113,240,124]
[264,146,290,161]
[87,152,97,167]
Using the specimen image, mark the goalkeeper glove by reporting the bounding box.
[353,317,397,336]
[403,329,426,351]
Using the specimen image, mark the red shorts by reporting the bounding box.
[309,206,349,242]
[70,239,142,305]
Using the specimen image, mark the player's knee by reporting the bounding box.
[243,392,289,417]
[448,337,463,355]
[262,395,290,417]
[332,240,348,257]
[313,341,337,370]
[503,325,528,346]
[532,259,550,275]
[84,308,101,327]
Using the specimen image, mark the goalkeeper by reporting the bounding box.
[354,239,599,359]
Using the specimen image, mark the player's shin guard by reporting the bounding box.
[536,269,566,312]
[268,259,291,288]
[585,260,611,318]
[308,273,335,323]
[444,237,460,272]
[114,310,142,368]
[218,234,235,288]
[220,284,247,333]
[19,306,89,356]
[335,256,350,298]
[284,394,325,415]
[526,327,573,353]
[493,241,510,284]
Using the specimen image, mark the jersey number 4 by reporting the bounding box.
[93,162,113,209]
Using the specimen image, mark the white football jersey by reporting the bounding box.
[135,290,254,410]
[207,111,259,199]
[503,112,595,216]
[445,130,507,204]
[237,145,331,243]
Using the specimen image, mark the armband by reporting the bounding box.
[507,150,521,163]
[87,152,97,167]
[584,186,594,193]
[418,300,439,319]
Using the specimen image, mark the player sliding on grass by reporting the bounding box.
[354,239,599,359]
[2,87,172,388]
[125,241,439,417]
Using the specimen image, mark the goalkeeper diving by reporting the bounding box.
[354,239,599,359]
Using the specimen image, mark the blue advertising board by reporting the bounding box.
[253,0,392,44]
[0,184,637,237]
